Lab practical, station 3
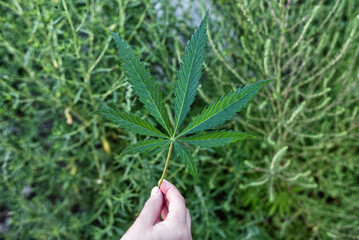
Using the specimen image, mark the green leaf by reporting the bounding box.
[94,108,168,138]
[110,30,171,135]
[122,139,170,154]
[173,141,197,183]
[173,12,208,134]
[178,79,273,137]
[150,141,171,156]
[178,130,253,148]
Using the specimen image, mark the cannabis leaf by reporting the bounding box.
[178,80,272,137]
[122,139,170,154]
[178,130,253,148]
[109,29,171,135]
[173,13,208,135]
[94,108,168,138]
[174,141,198,183]
[96,11,273,187]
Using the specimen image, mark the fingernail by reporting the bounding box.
[151,187,160,196]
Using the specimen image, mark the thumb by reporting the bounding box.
[136,187,163,227]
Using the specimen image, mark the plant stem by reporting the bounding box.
[158,141,174,188]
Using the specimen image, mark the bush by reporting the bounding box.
[1,0,358,239]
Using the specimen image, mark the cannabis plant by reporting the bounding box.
[96,12,272,187]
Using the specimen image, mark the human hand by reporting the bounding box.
[121,179,192,240]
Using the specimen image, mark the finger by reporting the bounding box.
[186,208,191,230]
[136,187,163,227]
[155,217,161,224]
[157,204,165,221]
[163,195,169,209]
[161,205,168,220]
[159,179,187,222]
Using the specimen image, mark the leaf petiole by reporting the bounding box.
[158,141,174,188]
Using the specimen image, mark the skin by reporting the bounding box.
[121,180,192,240]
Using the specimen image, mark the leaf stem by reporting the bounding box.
[158,141,174,188]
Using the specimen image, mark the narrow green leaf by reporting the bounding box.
[173,11,208,135]
[95,108,168,138]
[178,79,273,137]
[178,130,253,148]
[173,141,197,183]
[150,141,171,156]
[122,139,170,154]
[110,30,171,135]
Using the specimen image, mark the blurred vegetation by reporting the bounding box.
[1,0,358,239]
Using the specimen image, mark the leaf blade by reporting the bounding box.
[122,139,170,154]
[178,130,253,148]
[110,30,171,135]
[95,108,168,138]
[179,79,273,137]
[173,141,197,183]
[173,12,208,134]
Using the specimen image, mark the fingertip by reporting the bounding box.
[159,179,185,203]
[151,186,160,196]
[159,179,175,194]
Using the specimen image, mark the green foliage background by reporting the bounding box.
[1,0,358,239]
